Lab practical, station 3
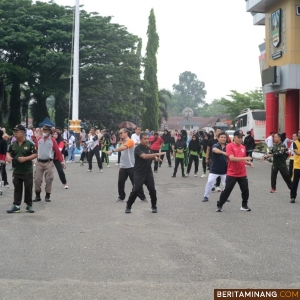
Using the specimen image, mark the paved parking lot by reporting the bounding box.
[0,158,299,299]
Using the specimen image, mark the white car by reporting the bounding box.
[226,130,235,141]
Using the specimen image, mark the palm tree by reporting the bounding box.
[158,89,171,126]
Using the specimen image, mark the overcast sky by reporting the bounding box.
[43,0,265,103]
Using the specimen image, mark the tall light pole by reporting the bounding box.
[69,0,81,148]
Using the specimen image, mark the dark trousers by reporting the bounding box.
[290,169,300,199]
[127,172,157,208]
[13,173,33,206]
[118,167,145,200]
[160,149,171,166]
[246,150,253,162]
[88,147,103,170]
[202,157,207,174]
[187,155,199,174]
[289,159,294,178]
[1,163,8,185]
[173,157,185,176]
[101,151,109,164]
[152,150,159,171]
[53,160,67,185]
[80,151,88,162]
[218,176,249,207]
[271,165,291,190]
[118,152,121,164]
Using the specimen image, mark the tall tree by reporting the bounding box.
[158,89,171,125]
[172,71,207,115]
[142,9,159,131]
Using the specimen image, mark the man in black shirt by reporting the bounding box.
[206,127,222,191]
[125,133,165,214]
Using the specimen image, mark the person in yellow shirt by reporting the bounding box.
[290,131,300,203]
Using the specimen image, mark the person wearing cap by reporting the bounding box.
[6,125,38,213]
[33,124,64,202]
[216,130,253,212]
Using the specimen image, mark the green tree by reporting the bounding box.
[158,89,171,125]
[172,71,207,114]
[198,99,227,117]
[217,89,264,119]
[142,9,160,131]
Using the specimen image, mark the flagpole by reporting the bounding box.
[70,0,81,149]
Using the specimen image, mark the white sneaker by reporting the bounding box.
[4,184,9,188]
[200,174,206,178]
[100,169,104,173]
[115,163,119,166]
[194,173,197,177]
[66,161,71,164]
[107,165,110,168]
[63,184,69,189]
[87,169,92,172]
[216,187,221,192]
[33,164,36,167]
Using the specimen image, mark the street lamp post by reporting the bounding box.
[69,0,81,149]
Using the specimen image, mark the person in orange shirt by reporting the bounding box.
[107,128,147,202]
[149,132,164,173]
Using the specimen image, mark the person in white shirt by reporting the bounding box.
[63,128,68,140]
[85,127,103,172]
[26,126,33,141]
[131,126,141,147]
[265,132,274,151]
[67,130,76,163]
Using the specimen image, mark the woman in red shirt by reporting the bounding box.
[53,132,68,189]
[149,132,164,173]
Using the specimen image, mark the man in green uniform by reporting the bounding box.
[262,133,291,193]
[6,125,37,213]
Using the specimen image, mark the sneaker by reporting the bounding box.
[186,173,189,177]
[194,173,197,177]
[171,175,176,178]
[168,165,172,167]
[182,174,187,178]
[202,197,209,202]
[79,160,83,166]
[290,198,295,203]
[7,205,20,213]
[66,161,71,164]
[63,184,69,189]
[116,197,124,202]
[45,195,51,202]
[26,206,35,213]
[154,170,158,173]
[107,165,110,168]
[115,163,119,166]
[201,174,206,178]
[4,184,9,188]
[216,187,221,192]
[33,164,36,167]
[240,206,251,211]
[33,196,41,202]
[216,205,222,212]
[87,169,92,172]
[100,169,104,173]
[270,189,276,193]
[141,198,148,203]
[152,206,158,213]
[125,206,131,213]
[226,199,230,202]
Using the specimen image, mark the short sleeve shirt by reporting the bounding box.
[120,138,135,169]
[8,140,37,174]
[226,142,247,177]
[134,144,153,174]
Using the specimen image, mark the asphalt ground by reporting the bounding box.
[0,158,299,300]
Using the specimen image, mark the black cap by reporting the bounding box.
[42,124,52,130]
[233,130,245,137]
[247,131,251,135]
[13,124,26,131]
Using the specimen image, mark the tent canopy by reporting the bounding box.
[39,117,55,127]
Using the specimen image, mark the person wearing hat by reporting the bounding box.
[33,124,64,202]
[216,130,253,212]
[6,125,38,213]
